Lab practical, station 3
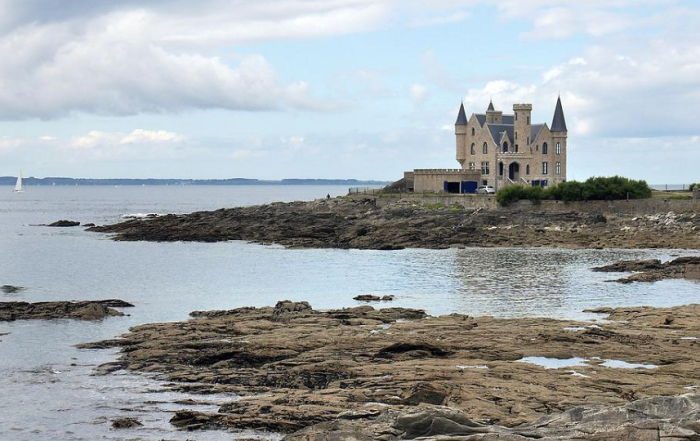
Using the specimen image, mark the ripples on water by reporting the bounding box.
[0,185,699,440]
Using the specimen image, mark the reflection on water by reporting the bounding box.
[447,247,700,320]
[2,186,700,440]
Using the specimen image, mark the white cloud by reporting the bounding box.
[120,129,184,144]
[0,8,334,120]
[0,136,23,152]
[410,84,429,103]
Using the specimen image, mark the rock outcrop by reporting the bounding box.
[48,220,81,227]
[288,394,700,440]
[593,256,700,283]
[86,198,700,249]
[0,299,133,321]
[83,302,700,437]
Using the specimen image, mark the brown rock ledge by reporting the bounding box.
[0,299,134,321]
[86,198,700,249]
[82,301,700,437]
[593,256,700,283]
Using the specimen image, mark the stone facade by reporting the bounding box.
[411,169,482,193]
[455,98,567,189]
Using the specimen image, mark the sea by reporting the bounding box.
[1,184,699,441]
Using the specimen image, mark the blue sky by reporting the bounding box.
[0,0,699,183]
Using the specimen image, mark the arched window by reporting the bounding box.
[556,142,561,155]
[470,143,475,155]
[482,142,488,154]
[471,127,475,136]
[502,142,508,153]
[542,142,548,154]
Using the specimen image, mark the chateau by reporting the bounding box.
[408,97,567,193]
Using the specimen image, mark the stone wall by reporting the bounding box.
[412,169,481,193]
[370,195,700,214]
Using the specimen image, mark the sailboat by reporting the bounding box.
[13,172,25,193]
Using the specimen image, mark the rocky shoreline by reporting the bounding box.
[81,300,700,439]
[593,256,700,283]
[86,197,700,249]
[0,299,134,321]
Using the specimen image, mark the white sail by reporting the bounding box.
[13,172,25,193]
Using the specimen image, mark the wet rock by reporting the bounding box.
[48,220,80,227]
[593,256,700,283]
[0,300,133,321]
[290,395,700,440]
[592,259,663,272]
[354,294,395,301]
[111,417,142,429]
[170,410,222,430]
[86,198,700,250]
[83,302,700,436]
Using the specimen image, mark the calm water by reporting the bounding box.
[1,185,699,441]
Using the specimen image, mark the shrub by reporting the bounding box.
[496,176,652,205]
[581,176,651,200]
[496,185,544,206]
[690,183,699,191]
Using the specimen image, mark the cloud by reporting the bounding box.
[409,84,429,103]
[492,0,671,40]
[0,136,23,152]
[0,7,340,120]
[408,11,471,28]
[120,129,185,144]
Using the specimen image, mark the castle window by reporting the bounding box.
[556,142,561,155]
[542,142,548,154]
[527,137,530,145]
[555,162,561,175]
[482,142,488,154]
[542,162,549,174]
[469,162,476,170]
[527,116,530,124]
[526,164,530,175]
[515,144,519,153]
[481,161,490,175]
[502,142,508,153]
[472,127,475,136]
[470,143,475,155]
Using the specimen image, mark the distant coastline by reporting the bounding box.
[0,176,388,186]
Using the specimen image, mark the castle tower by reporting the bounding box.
[512,103,532,153]
[485,100,502,124]
[455,102,467,167]
[550,96,567,182]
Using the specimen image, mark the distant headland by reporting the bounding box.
[0,176,388,186]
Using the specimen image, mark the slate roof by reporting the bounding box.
[455,103,468,125]
[531,124,545,141]
[487,124,514,145]
[487,100,495,111]
[551,96,567,132]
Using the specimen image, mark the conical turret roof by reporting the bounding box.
[487,100,495,111]
[455,102,468,125]
[551,96,567,132]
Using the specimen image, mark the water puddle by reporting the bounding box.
[517,356,658,370]
[456,364,489,370]
[518,356,587,369]
[599,359,657,369]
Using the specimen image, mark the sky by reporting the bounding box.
[0,0,699,183]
